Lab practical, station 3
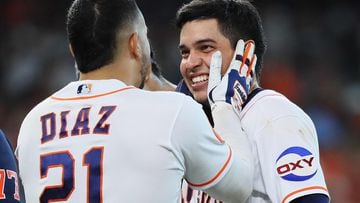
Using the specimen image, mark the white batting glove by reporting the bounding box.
[207,40,257,116]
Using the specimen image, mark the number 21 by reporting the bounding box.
[40,147,103,203]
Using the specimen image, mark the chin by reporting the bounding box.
[193,92,208,104]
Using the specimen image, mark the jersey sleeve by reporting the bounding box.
[0,129,21,202]
[255,115,329,203]
[170,97,233,191]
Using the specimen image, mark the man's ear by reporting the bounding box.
[128,32,141,59]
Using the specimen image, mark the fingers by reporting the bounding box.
[228,40,245,75]
[208,51,222,91]
[240,40,255,76]
[247,54,257,77]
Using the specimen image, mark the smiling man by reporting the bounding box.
[16,0,257,202]
[176,0,330,202]
[179,19,239,103]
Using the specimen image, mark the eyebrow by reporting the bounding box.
[179,38,216,50]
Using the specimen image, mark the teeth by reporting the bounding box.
[192,75,209,83]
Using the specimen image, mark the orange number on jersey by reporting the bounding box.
[0,170,5,199]
[6,170,20,201]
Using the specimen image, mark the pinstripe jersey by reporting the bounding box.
[16,79,234,203]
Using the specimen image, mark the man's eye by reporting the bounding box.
[180,51,189,59]
[201,45,214,52]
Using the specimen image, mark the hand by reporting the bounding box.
[207,39,257,115]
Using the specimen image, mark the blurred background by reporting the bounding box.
[0,0,359,202]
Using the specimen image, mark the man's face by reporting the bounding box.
[179,19,234,104]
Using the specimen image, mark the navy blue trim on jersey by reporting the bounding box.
[0,129,21,202]
[176,79,193,97]
[202,103,214,127]
[0,129,17,171]
[290,194,329,203]
[242,87,264,108]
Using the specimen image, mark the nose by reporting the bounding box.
[183,52,203,71]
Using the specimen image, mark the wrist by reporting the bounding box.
[212,102,242,135]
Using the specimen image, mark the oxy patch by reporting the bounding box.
[276,146,317,181]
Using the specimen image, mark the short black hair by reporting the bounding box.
[150,50,162,78]
[176,0,266,78]
[67,0,140,73]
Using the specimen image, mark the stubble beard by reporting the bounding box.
[138,54,150,89]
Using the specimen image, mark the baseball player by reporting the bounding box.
[16,0,255,202]
[176,0,330,202]
[0,129,21,203]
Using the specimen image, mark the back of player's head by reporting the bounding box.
[176,0,266,79]
[67,0,142,73]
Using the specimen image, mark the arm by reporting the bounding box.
[254,114,330,202]
[204,103,254,203]
[203,40,257,202]
[290,194,329,203]
[172,97,253,203]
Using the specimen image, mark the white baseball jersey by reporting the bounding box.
[181,181,223,203]
[240,89,329,202]
[16,79,235,203]
[181,89,329,203]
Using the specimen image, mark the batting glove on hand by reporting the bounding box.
[207,40,257,116]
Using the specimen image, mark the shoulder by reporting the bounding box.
[240,89,315,134]
[0,129,13,150]
[140,89,201,110]
[20,96,53,126]
[241,89,309,120]
[0,129,17,169]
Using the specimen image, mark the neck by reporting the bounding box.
[145,75,176,91]
[249,78,260,93]
[158,77,176,91]
[79,59,140,87]
[79,65,117,81]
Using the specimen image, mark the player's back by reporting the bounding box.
[17,79,195,203]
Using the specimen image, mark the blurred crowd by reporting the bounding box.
[0,0,359,202]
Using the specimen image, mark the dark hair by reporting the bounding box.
[176,0,266,78]
[150,50,162,78]
[67,0,140,73]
